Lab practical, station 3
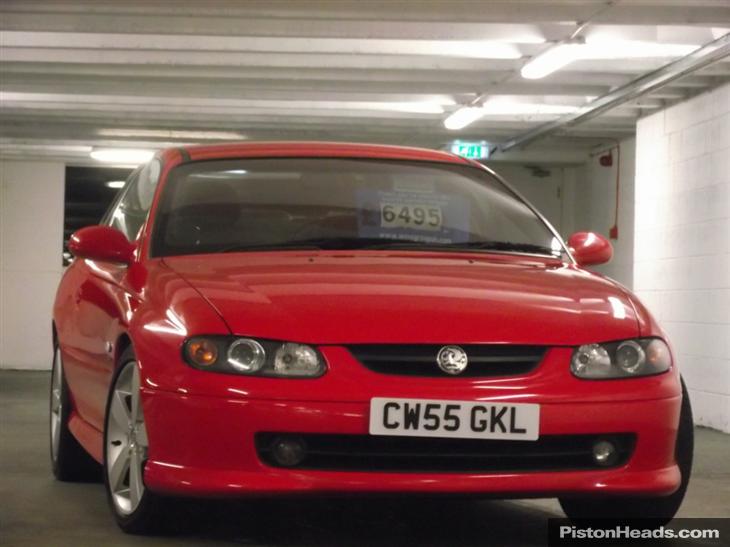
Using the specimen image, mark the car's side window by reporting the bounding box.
[107,160,161,241]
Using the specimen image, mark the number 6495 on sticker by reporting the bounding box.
[381,203,442,231]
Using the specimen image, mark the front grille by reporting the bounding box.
[347,345,546,377]
[255,433,635,473]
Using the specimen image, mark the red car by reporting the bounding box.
[51,142,692,534]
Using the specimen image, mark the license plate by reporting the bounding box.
[369,398,539,441]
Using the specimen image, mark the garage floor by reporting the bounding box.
[2,371,729,547]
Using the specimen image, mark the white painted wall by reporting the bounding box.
[634,83,730,432]
[490,141,636,290]
[572,137,636,288]
[0,160,65,370]
[488,163,566,233]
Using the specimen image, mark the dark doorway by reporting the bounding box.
[63,166,133,265]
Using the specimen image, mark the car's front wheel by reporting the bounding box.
[50,343,100,481]
[104,346,165,534]
[559,377,694,524]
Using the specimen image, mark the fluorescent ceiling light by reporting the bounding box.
[444,107,487,130]
[521,39,701,79]
[521,42,584,79]
[444,100,580,129]
[105,180,125,189]
[90,148,154,164]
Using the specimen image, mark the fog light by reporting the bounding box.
[271,436,306,467]
[592,440,618,467]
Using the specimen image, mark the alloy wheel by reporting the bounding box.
[50,346,63,462]
[106,361,148,515]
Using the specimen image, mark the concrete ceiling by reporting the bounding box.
[1,0,729,164]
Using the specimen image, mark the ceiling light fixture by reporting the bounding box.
[520,40,584,80]
[444,107,487,130]
[443,100,581,130]
[521,38,702,80]
[105,181,125,189]
[90,148,154,165]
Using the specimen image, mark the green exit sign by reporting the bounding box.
[450,141,489,159]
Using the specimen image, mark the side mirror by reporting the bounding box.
[68,226,135,265]
[568,231,613,267]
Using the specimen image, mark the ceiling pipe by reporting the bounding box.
[496,32,730,153]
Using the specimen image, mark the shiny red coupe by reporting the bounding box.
[51,142,692,534]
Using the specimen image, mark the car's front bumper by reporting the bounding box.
[141,388,682,498]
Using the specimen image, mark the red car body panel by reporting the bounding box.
[53,141,682,499]
[182,141,473,165]
[162,252,641,346]
[142,390,680,498]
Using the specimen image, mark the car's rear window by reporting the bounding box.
[150,158,562,258]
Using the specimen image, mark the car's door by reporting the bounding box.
[62,160,160,431]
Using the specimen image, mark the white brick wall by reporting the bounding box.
[635,83,730,432]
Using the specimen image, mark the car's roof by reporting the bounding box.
[173,141,472,165]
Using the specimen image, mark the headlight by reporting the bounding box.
[227,339,266,373]
[571,338,671,379]
[183,337,326,378]
[274,343,322,376]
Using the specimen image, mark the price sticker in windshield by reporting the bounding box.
[380,203,442,231]
[356,187,469,244]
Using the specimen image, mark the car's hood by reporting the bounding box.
[163,252,641,345]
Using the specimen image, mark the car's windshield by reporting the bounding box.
[150,158,564,258]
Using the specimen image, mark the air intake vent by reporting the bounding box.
[256,433,635,473]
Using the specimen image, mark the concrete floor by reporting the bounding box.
[1,370,729,547]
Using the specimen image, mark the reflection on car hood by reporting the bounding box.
[163,252,640,345]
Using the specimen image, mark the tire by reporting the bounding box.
[50,342,101,482]
[559,377,694,524]
[103,345,166,534]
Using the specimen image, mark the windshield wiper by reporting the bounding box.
[362,239,557,256]
[220,238,557,256]
[454,240,557,255]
